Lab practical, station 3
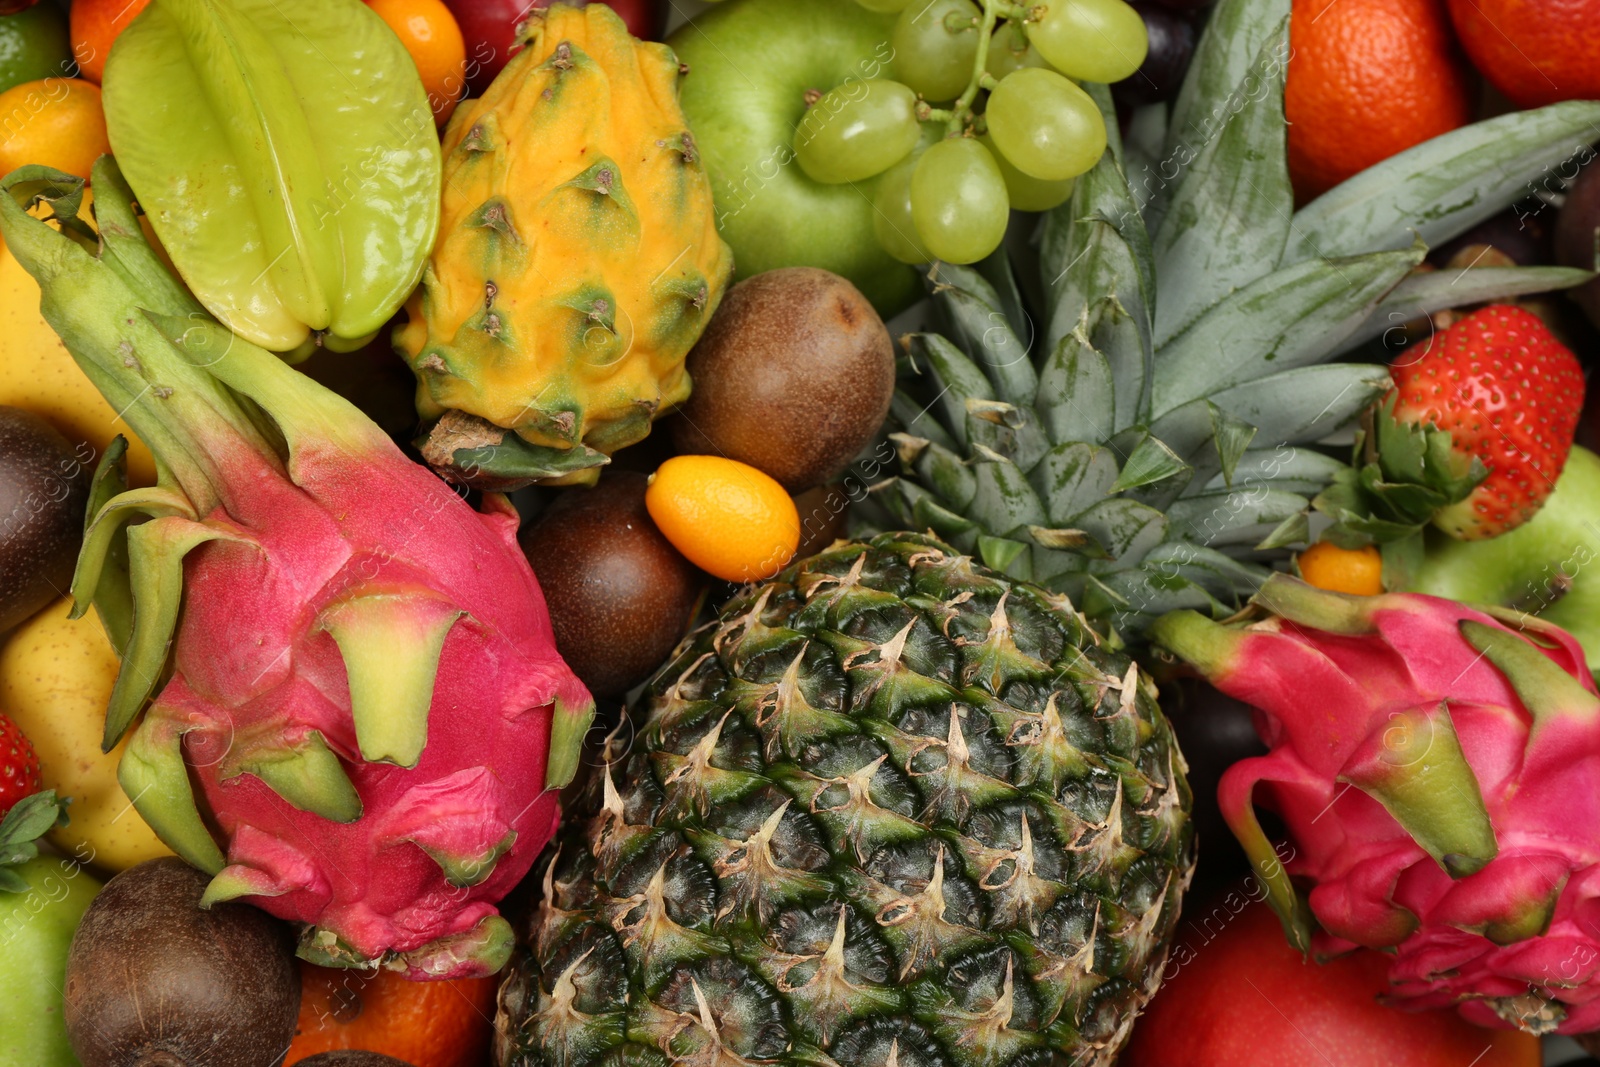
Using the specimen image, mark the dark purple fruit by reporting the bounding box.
[296,1055,417,1067]
[671,267,895,493]
[1162,677,1269,891]
[63,857,299,1067]
[1557,159,1600,329]
[1147,0,1214,10]
[1114,5,1197,107]
[1432,201,1555,269]
[0,406,92,633]
[520,471,703,699]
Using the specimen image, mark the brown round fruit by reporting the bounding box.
[63,857,300,1067]
[671,267,895,492]
[1557,161,1600,331]
[0,406,92,633]
[520,471,703,699]
[296,1055,418,1067]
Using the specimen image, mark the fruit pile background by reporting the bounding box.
[4,0,1600,1065]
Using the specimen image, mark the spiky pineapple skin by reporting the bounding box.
[496,533,1193,1067]
[396,4,734,487]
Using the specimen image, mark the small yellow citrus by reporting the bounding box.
[1296,540,1384,596]
[646,455,801,583]
[0,77,110,180]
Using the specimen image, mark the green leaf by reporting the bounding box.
[1336,266,1596,354]
[1155,0,1291,230]
[928,261,1039,408]
[1110,434,1191,493]
[1166,488,1309,548]
[1191,447,1347,497]
[1031,443,1121,524]
[1285,101,1600,265]
[0,791,67,888]
[1153,246,1422,416]
[1207,403,1257,488]
[1206,364,1393,447]
[903,334,995,451]
[1152,22,1292,346]
[1073,498,1168,562]
[1036,331,1115,447]
[103,0,441,351]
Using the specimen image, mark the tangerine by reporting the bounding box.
[1296,540,1384,596]
[284,961,497,1067]
[0,76,110,179]
[364,0,468,125]
[1448,0,1600,109]
[69,0,149,84]
[646,455,801,583]
[1286,0,1474,203]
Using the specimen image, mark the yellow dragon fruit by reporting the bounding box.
[397,4,734,489]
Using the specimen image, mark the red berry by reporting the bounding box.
[1390,305,1586,540]
[0,713,43,821]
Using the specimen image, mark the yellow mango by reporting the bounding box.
[0,598,173,872]
[0,195,157,486]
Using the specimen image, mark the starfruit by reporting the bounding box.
[101,0,441,354]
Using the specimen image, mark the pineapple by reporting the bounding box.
[396,4,734,489]
[495,533,1193,1067]
[862,0,1600,642]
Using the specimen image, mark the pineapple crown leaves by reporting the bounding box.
[869,0,1600,645]
[0,792,70,895]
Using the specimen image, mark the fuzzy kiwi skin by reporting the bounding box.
[521,471,703,699]
[295,1055,416,1067]
[0,407,92,632]
[671,267,895,492]
[63,858,300,1067]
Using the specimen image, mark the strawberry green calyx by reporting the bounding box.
[0,792,70,894]
[0,160,594,979]
[1154,582,1600,1034]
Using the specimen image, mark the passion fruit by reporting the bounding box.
[671,267,895,492]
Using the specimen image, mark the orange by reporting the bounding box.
[0,77,110,179]
[1448,0,1600,109]
[1296,540,1384,596]
[1286,0,1474,203]
[646,455,802,583]
[70,0,150,84]
[284,961,497,1067]
[365,0,468,125]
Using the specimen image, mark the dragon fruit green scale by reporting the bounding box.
[1151,574,1600,1034]
[0,160,594,980]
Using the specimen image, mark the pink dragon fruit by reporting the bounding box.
[1152,573,1600,1034]
[0,161,594,979]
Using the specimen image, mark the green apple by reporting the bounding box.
[669,0,922,315]
[1409,444,1600,671]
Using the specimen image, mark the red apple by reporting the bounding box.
[1122,896,1541,1067]
[445,0,663,95]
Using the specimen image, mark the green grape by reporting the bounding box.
[981,133,1074,211]
[910,137,1009,264]
[874,154,935,264]
[794,79,921,184]
[986,21,1049,80]
[855,0,915,14]
[891,0,982,103]
[986,68,1106,181]
[1029,0,1148,84]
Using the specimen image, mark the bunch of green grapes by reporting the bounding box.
[792,0,1149,265]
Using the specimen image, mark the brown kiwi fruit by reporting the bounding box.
[0,406,92,633]
[520,471,703,699]
[63,857,299,1067]
[671,267,895,491]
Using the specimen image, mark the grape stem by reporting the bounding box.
[921,0,1032,136]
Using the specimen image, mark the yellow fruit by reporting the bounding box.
[645,455,801,583]
[0,77,111,180]
[1296,540,1385,596]
[0,599,173,872]
[0,197,157,486]
[396,4,733,487]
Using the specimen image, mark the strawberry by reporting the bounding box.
[1390,304,1586,540]
[0,713,42,821]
